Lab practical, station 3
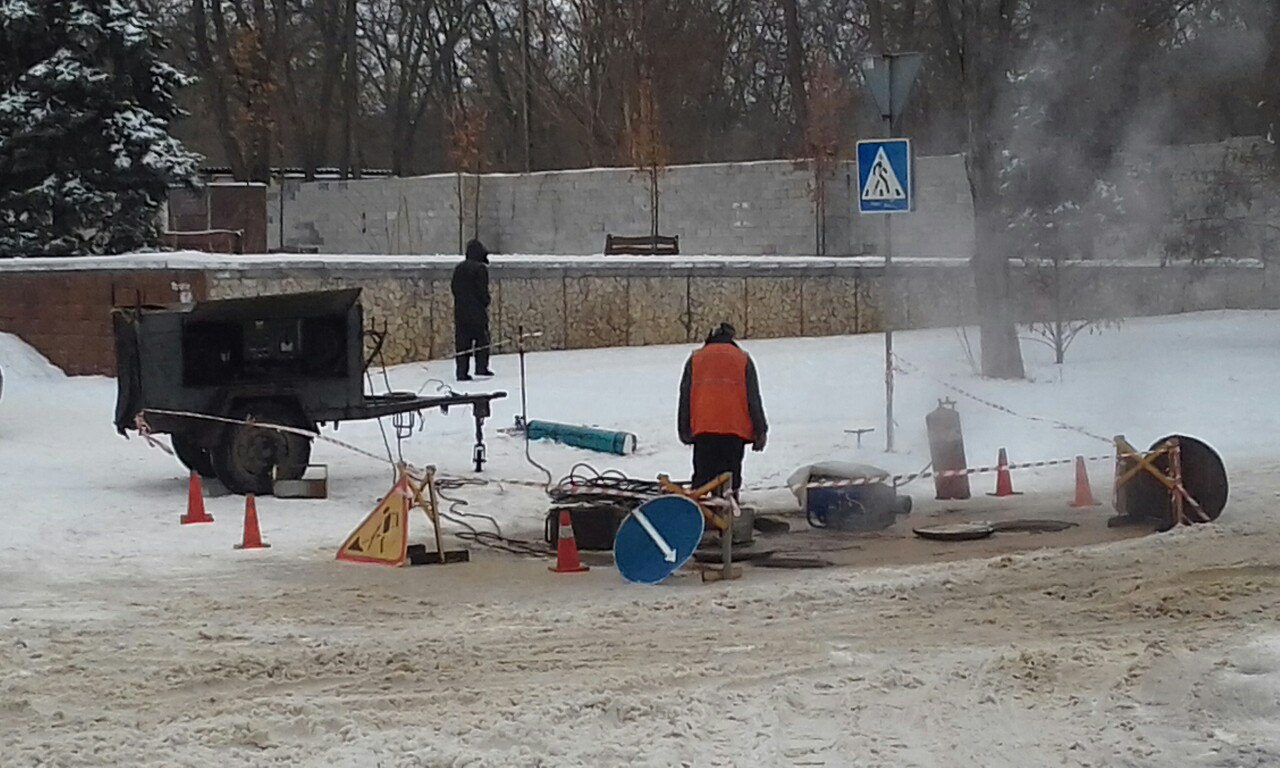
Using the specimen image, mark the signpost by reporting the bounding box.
[859,53,922,454]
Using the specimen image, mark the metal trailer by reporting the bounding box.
[113,288,505,495]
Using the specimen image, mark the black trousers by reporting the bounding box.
[692,434,747,494]
[455,321,490,377]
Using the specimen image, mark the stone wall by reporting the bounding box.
[205,260,1280,367]
[270,155,976,259]
[5,256,1276,375]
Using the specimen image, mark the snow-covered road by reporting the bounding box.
[2,312,1278,766]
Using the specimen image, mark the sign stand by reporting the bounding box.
[658,473,742,583]
[405,465,470,565]
[859,52,922,454]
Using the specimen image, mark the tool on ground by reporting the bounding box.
[234,494,270,550]
[844,427,875,449]
[181,471,214,525]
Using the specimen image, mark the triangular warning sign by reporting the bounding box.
[861,147,906,201]
[337,477,410,566]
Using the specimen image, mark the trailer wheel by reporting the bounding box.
[211,401,314,495]
[171,432,217,478]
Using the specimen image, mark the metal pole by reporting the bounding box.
[883,109,895,453]
[518,324,529,427]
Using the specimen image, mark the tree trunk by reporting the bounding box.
[969,143,1024,378]
[972,214,1025,379]
[780,0,807,131]
[340,0,358,178]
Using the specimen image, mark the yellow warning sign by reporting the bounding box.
[336,478,410,566]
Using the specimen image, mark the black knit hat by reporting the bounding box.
[707,322,736,342]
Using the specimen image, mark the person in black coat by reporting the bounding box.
[451,239,494,381]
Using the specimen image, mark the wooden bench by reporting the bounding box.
[604,234,680,255]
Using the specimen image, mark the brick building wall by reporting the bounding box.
[0,270,207,375]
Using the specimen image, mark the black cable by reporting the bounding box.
[434,477,554,558]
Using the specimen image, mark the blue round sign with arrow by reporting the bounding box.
[614,495,705,585]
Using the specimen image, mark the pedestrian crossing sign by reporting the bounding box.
[856,139,912,214]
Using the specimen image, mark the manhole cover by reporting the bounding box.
[912,522,996,542]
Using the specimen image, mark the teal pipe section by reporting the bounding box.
[526,420,637,456]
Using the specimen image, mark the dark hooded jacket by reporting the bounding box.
[678,324,768,444]
[452,240,490,326]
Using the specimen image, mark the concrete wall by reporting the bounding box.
[270,155,976,259]
[269,138,1280,263]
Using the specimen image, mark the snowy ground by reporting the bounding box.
[2,311,1279,766]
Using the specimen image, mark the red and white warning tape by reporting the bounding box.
[141,408,396,466]
[136,412,1128,501]
[798,453,1122,491]
[892,354,1114,446]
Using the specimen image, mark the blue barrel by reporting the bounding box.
[526,420,637,456]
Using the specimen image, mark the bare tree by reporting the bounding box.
[190,0,278,181]
[359,0,478,175]
[804,58,850,256]
[448,99,489,251]
[931,0,1026,379]
[628,77,668,247]
[1021,256,1119,364]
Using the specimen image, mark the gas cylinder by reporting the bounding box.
[926,399,970,500]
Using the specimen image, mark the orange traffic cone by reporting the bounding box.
[1070,456,1101,508]
[181,472,214,525]
[549,510,589,573]
[987,448,1021,497]
[235,494,270,550]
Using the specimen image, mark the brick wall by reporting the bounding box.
[0,271,207,375]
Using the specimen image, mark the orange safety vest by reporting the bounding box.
[689,344,755,441]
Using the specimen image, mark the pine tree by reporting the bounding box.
[0,0,201,256]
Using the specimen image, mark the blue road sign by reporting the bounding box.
[614,495,705,585]
[857,139,912,214]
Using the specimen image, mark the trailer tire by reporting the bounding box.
[171,432,217,478]
[211,401,314,495]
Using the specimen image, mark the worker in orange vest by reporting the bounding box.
[677,322,768,497]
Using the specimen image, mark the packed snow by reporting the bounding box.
[1,312,1278,766]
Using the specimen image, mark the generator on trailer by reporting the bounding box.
[113,288,505,495]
